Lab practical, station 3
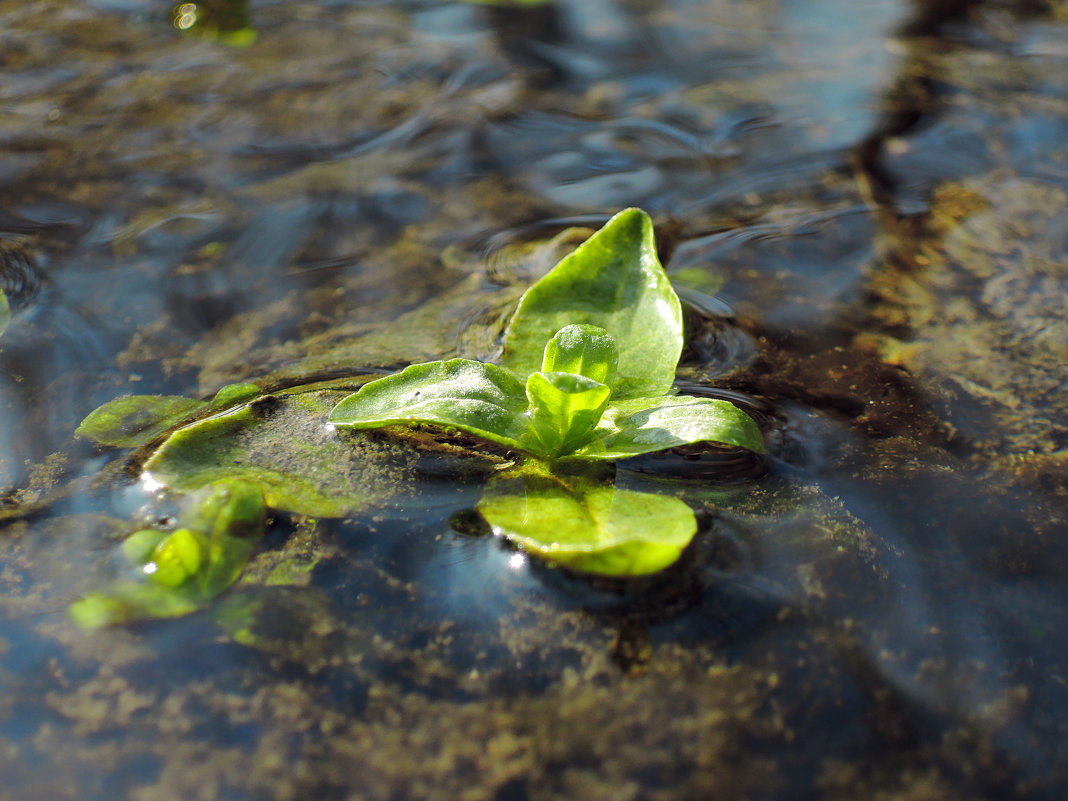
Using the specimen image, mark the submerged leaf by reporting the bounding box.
[572,395,766,460]
[478,473,696,576]
[76,394,206,448]
[121,528,167,566]
[76,383,264,449]
[71,479,268,627]
[191,479,266,596]
[69,583,204,627]
[148,528,206,588]
[499,208,682,399]
[329,359,530,451]
[144,389,406,517]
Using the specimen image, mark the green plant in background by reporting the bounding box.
[73,208,764,623]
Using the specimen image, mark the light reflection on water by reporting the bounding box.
[1,0,1067,798]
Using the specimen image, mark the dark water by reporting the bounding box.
[2,1,1068,799]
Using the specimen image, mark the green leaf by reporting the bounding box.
[209,382,262,411]
[190,480,266,596]
[186,477,267,541]
[72,480,268,627]
[147,528,206,588]
[540,324,618,385]
[143,390,409,517]
[121,529,167,566]
[69,584,204,628]
[477,474,696,576]
[328,359,530,451]
[76,395,206,448]
[75,384,261,449]
[499,208,682,399]
[524,371,611,458]
[569,395,765,460]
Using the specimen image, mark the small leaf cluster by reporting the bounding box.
[73,208,766,605]
[328,209,764,461]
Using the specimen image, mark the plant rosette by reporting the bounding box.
[73,207,766,622]
[327,209,764,462]
[327,208,764,575]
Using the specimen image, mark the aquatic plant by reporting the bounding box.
[325,208,764,574]
[73,208,764,622]
[328,209,763,460]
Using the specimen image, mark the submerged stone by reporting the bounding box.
[866,176,1068,455]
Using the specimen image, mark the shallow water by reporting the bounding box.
[2,1,1068,799]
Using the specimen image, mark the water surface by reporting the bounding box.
[2,1,1067,799]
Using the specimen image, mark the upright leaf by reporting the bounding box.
[524,371,611,458]
[540,324,618,385]
[499,208,683,399]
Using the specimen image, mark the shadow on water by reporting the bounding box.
[1,0,1067,799]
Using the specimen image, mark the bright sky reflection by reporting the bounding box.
[140,472,163,493]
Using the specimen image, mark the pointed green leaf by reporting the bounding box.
[568,395,765,460]
[478,475,696,576]
[524,371,610,458]
[500,208,682,399]
[541,324,618,385]
[328,359,530,450]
